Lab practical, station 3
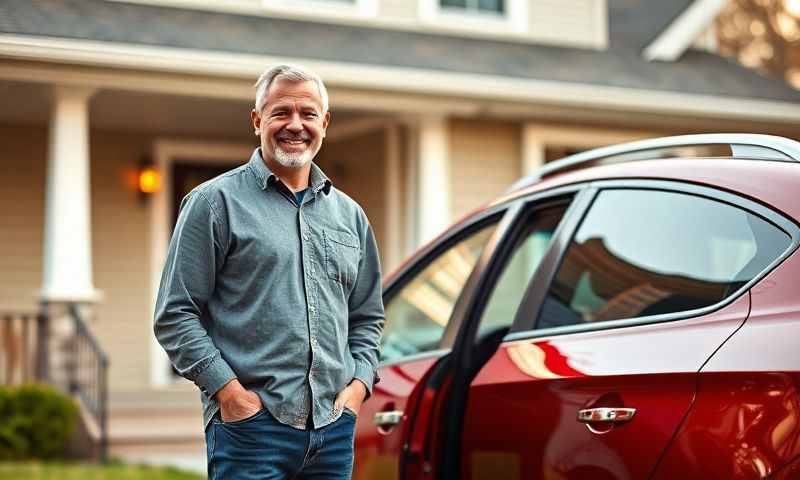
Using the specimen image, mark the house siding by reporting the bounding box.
[0,125,154,390]
[379,0,417,20]
[90,130,154,390]
[530,0,607,48]
[449,119,521,221]
[0,125,46,312]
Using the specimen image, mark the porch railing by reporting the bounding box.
[0,307,108,462]
[66,304,109,463]
[0,311,49,385]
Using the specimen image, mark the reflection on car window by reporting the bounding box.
[477,203,570,338]
[380,222,497,362]
[538,189,791,330]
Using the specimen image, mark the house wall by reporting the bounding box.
[0,125,47,312]
[90,130,154,390]
[379,0,417,20]
[449,119,521,221]
[0,125,154,390]
[109,0,607,49]
[530,0,607,48]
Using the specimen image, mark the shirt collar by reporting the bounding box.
[248,148,332,195]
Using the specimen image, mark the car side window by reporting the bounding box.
[539,189,792,330]
[380,221,498,363]
[476,201,571,338]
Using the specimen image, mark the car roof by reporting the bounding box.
[497,157,800,222]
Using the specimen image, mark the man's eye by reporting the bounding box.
[272,111,287,117]
[305,112,318,118]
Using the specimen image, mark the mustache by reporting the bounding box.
[276,131,311,141]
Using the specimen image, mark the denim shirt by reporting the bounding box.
[154,149,384,430]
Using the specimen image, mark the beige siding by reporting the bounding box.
[449,119,521,221]
[379,0,418,20]
[90,131,154,391]
[0,125,47,312]
[0,126,154,390]
[529,0,606,48]
[114,0,607,49]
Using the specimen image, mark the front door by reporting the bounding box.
[458,182,791,479]
[171,161,233,228]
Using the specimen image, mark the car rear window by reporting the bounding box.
[538,189,792,329]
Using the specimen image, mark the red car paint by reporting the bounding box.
[653,250,800,479]
[360,157,800,479]
[461,293,750,479]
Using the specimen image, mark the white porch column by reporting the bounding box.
[521,124,547,177]
[41,85,99,303]
[416,116,451,245]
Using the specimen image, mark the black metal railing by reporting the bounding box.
[0,311,49,385]
[1,307,108,462]
[66,304,109,463]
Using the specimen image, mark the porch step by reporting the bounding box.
[105,389,207,475]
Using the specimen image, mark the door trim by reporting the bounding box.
[434,184,591,478]
[148,139,253,388]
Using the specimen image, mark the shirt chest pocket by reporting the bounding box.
[323,229,360,288]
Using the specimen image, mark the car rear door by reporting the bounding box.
[455,180,795,479]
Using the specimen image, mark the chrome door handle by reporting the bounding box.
[374,410,404,428]
[577,407,636,423]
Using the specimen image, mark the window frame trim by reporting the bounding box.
[505,178,800,342]
[418,0,528,35]
[441,184,590,350]
[378,203,508,366]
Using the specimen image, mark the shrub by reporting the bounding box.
[0,384,78,460]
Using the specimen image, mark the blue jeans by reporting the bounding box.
[205,407,356,479]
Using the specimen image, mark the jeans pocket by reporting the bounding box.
[220,408,267,427]
[342,406,358,419]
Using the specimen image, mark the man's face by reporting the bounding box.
[251,79,330,169]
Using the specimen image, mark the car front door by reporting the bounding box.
[456,181,794,479]
[352,208,504,480]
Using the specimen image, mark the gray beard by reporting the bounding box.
[273,146,313,168]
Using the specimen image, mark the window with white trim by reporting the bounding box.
[420,0,526,34]
[440,0,505,15]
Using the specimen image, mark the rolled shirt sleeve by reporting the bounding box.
[153,190,237,398]
[347,216,385,397]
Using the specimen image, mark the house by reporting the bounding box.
[1,0,798,473]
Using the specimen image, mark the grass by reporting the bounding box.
[0,461,205,479]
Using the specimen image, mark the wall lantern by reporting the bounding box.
[138,162,161,195]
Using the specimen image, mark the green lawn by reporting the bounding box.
[0,462,204,480]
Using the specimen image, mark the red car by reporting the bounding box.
[353,134,800,479]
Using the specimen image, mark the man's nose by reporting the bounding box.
[286,113,304,132]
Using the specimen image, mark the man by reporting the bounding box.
[154,64,384,479]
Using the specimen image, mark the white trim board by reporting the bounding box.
[149,139,254,388]
[1,34,800,123]
[262,0,378,19]
[643,0,727,62]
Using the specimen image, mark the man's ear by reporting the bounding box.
[322,111,331,138]
[250,109,261,136]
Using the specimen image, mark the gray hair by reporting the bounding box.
[254,64,329,114]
